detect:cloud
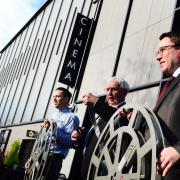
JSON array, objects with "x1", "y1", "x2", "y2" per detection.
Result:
[{"x1": 0, "y1": 0, "x2": 47, "y2": 50}]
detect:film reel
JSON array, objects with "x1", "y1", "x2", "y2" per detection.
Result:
[
  {"x1": 86, "y1": 104, "x2": 164, "y2": 180},
  {"x1": 24, "y1": 121, "x2": 54, "y2": 180}
]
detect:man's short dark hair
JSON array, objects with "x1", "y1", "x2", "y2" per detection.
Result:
[
  {"x1": 159, "y1": 31, "x2": 180, "y2": 48},
  {"x1": 56, "y1": 87, "x2": 72, "y2": 101}
]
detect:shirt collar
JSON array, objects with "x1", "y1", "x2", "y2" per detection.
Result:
[
  {"x1": 57, "y1": 107, "x2": 69, "y2": 112},
  {"x1": 173, "y1": 67, "x2": 180, "y2": 77}
]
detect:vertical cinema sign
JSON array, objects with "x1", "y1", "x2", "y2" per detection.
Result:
[{"x1": 59, "y1": 13, "x2": 92, "y2": 87}]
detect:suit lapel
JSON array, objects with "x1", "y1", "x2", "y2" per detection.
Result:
[{"x1": 154, "y1": 74, "x2": 180, "y2": 111}]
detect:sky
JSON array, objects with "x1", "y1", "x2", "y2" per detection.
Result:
[{"x1": 0, "y1": 0, "x2": 47, "y2": 50}]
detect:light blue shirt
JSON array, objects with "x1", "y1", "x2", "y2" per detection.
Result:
[{"x1": 49, "y1": 107, "x2": 80, "y2": 158}]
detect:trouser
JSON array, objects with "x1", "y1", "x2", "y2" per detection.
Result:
[{"x1": 43, "y1": 153, "x2": 64, "y2": 180}]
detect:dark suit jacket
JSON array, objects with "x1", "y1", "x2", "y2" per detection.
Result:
[{"x1": 154, "y1": 73, "x2": 180, "y2": 180}]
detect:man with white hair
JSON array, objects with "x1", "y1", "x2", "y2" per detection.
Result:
[
  {"x1": 82, "y1": 76, "x2": 129, "y2": 122},
  {"x1": 72, "y1": 76, "x2": 129, "y2": 179}
]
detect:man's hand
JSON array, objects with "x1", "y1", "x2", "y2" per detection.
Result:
[
  {"x1": 71, "y1": 127, "x2": 85, "y2": 147},
  {"x1": 82, "y1": 93, "x2": 99, "y2": 106},
  {"x1": 24, "y1": 160, "x2": 31, "y2": 173},
  {"x1": 25, "y1": 161, "x2": 29, "y2": 170},
  {"x1": 71, "y1": 130, "x2": 79, "y2": 142},
  {"x1": 44, "y1": 118, "x2": 50, "y2": 129},
  {"x1": 157, "y1": 147, "x2": 180, "y2": 176},
  {"x1": 117, "y1": 107, "x2": 133, "y2": 120}
]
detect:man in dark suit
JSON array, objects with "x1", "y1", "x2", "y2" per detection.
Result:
[
  {"x1": 154, "y1": 31, "x2": 180, "y2": 180},
  {"x1": 71, "y1": 76, "x2": 129, "y2": 179}
]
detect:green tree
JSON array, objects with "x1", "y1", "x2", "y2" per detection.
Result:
[{"x1": 4, "y1": 140, "x2": 20, "y2": 168}]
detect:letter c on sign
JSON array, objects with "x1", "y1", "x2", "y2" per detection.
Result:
[{"x1": 80, "y1": 17, "x2": 87, "y2": 26}]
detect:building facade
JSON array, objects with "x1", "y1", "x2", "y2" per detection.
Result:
[{"x1": 0, "y1": 0, "x2": 179, "y2": 178}]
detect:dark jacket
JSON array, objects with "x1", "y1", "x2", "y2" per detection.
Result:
[
  {"x1": 154, "y1": 74, "x2": 180, "y2": 180},
  {"x1": 81, "y1": 96, "x2": 127, "y2": 179}
]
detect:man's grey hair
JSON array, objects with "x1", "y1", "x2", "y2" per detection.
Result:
[{"x1": 106, "y1": 76, "x2": 129, "y2": 91}]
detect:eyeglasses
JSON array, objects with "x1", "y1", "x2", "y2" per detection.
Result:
[{"x1": 156, "y1": 44, "x2": 179, "y2": 56}]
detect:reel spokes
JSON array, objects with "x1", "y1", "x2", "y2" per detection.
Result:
[
  {"x1": 87, "y1": 104, "x2": 164, "y2": 180},
  {"x1": 24, "y1": 121, "x2": 55, "y2": 180}
]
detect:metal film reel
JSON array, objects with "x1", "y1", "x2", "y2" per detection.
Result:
[
  {"x1": 86, "y1": 104, "x2": 164, "y2": 180},
  {"x1": 24, "y1": 121, "x2": 55, "y2": 180}
]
